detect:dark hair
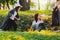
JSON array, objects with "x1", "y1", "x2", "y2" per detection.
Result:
[
  {"x1": 34, "y1": 13, "x2": 40, "y2": 22},
  {"x1": 15, "y1": 6, "x2": 20, "y2": 11},
  {"x1": 15, "y1": 6, "x2": 20, "y2": 9}
]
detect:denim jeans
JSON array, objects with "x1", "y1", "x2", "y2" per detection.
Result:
[
  {"x1": 33, "y1": 24, "x2": 39, "y2": 31},
  {"x1": 33, "y1": 23, "x2": 46, "y2": 31}
]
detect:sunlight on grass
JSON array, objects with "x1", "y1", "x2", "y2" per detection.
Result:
[
  {"x1": 25, "y1": 30, "x2": 59, "y2": 36},
  {"x1": 0, "y1": 31, "x2": 26, "y2": 40},
  {"x1": 0, "y1": 10, "x2": 60, "y2": 40},
  {"x1": 0, "y1": 30, "x2": 60, "y2": 40}
]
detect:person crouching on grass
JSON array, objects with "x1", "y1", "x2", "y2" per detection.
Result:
[
  {"x1": 30, "y1": 13, "x2": 46, "y2": 31},
  {"x1": 1, "y1": 4, "x2": 22, "y2": 31}
]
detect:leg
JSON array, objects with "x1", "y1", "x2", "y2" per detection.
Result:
[
  {"x1": 39, "y1": 23, "x2": 46, "y2": 30},
  {"x1": 12, "y1": 21, "x2": 17, "y2": 31}
]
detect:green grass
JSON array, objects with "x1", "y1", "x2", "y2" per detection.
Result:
[
  {"x1": 0, "y1": 10, "x2": 52, "y2": 31},
  {"x1": 0, "y1": 10, "x2": 60, "y2": 40},
  {"x1": 0, "y1": 31, "x2": 60, "y2": 40},
  {"x1": 0, "y1": 10, "x2": 52, "y2": 15}
]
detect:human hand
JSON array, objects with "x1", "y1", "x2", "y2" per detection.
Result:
[{"x1": 17, "y1": 18, "x2": 20, "y2": 20}]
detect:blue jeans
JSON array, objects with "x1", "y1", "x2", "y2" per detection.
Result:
[
  {"x1": 33, "y1": 23, "x2": 46, "y2": 31},
  {"x1": 33, "y1": 24, "x2": 39, "y2": 31}
]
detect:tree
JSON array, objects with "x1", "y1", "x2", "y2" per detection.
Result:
[
  {"x1": 28, "y1": 0, "x2": 30, "y2": 9},
  {"x1": 6, "y1": 0, "x2": 10, "y2": 9},
  {"x1": 19, "y1": 0, "x2": 31, "y2": 10},
  {"x1": 0, "y1": 0, "x2": 30, "y2": 10},
  {"x1": 30, "y1": 2, "x2": 35, "y2": 8},
  {"x1": 38, "y1": 0, "x2": 40, "y2": 10},
  {"x1": 46, "y1": 0, "x2": 51, "y2": 10},
  {"x1": 57, "y1": 0, "x2": 60, "y2": 1},
  {"x1": 6, "y1": 0, "x2": 16, "y2": 9},
  {"x1": 0, "y1": 0, "x2": 6, "y2": 9},
  {"x1": 0, "y1": 0, "x2": 16, "y2": 9}
]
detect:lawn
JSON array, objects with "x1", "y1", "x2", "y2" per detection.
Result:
[
  {"x1": 0, "y1": 10, "x2": 60, "y2": 40},
  {"x1": 0, "y1": 30, "x2": 60, "y2": 40},
  {"x1": 0, "y1": 10, "x2": 52, "y2": 31}
]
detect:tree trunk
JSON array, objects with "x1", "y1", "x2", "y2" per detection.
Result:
[
  {"x1": 3, "y1": 4, "x2": 5, "y2": 10},
  {"x1": 19, "y1": 0, "x2": 29, "y2": 10},
  {"x1": 0, "y1": 3, "x2": 1, "y2": 9},
  {"x1": 28, "y1": 0, "x2": 30, "y2": 10},
  {"x1": 57, "y1": 0, "x2": 59, "y2": 1},
  {"x1": 38, "y1": 0, "x2": 40, "y2": 10},
  {"x1": 6, "y1": 0, "x2": 10, "y2": 9}
]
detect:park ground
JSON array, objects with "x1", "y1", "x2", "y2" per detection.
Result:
[
  {"x1": 0, "y1": 30, "x2": 60, "y2": 40},
  {"x1": 0, "y1": 10, "x2": 60, "y2": 40}
]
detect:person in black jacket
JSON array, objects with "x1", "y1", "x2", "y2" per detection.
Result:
[
  {"x1": 1, "y1": 4, "x2": 22, "y2": 31},
  {"x1": 52, "y1": 6, "x2": 59, "y2": 26}
]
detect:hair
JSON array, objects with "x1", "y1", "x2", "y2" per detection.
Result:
[
  {"x1": 34, "y1": 13, "x2": 41, "y2": 22},
  {"x1": 15, "y1": 6, "x2": 20, "y2": 9},
  {"x1": 15, "y1": 6, "x2": 20, "y2": 11}
]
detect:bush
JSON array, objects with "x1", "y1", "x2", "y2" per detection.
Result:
[{"x1": 17, "y1": 14, "x2": 34, "y2": 31}]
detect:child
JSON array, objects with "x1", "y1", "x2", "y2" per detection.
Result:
[{"x1": 30, "y1": 13, "x2": 46, "y2": 31}]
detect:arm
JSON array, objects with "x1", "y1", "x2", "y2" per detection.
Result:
[
  {"x1": 30, "y1": 25, "x2": 33, "y2": 31},
  {"x1": 14, "y1": 16, "x2": 20, "y2": 20},
  {"x1": 13, "y1": 11, "x2": 20, "y2": 20},
  {"x1": 30, "y1": 21, "x2": 34, "y2": 31}
]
